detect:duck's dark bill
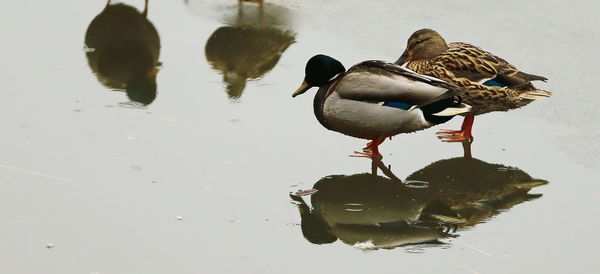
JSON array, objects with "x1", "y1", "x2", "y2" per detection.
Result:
[
  {"x1": 292, "y1": 81, "x2": 311, "y2": 97},
  {"x1": 395, "y1": 49, "x2": 409, "y2": 64}
]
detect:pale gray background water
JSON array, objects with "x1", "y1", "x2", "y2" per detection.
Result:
[{"x1": 0, "y1": 0, "x2": 598, "y2": 273}]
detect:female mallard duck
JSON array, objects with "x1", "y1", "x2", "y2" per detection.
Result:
[
  {"x1": 292, "y1": 54, "x2": 471, "y2": 158},
  {"x1": 290, "y1": 157, "x2": 546, "y2": 249},
  {"x1": 205, "y1": 2, "x2": 295, "y2": 99},
  {"x1": 396, "y1": 29, "x2": 552, "y2": 142}
]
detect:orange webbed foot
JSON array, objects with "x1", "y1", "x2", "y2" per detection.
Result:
[
  {"x1": 436, "y1": 129, "x2": 464, "y2": 135},
  {"x1": 437, "y1": 130, "x2": 473, "y2": 142},
  {"x1": 349, "y1": 150, "x2": 381, "y2": 158}
]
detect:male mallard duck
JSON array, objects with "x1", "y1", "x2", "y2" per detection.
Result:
[
  {"x1": 292, "y1": 54, "x2": 471, "y2": 158},
  {"x1": 85, "y1": 0, "x2": 160, "y2": 105},
  {"x1": 290, "y1": 156, "x2": 547, "y2": 249},
  {"x1": 396, "y1": 29, "x2": 552, "y2": 142}
]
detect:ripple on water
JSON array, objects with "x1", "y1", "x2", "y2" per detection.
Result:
[
  {"x1": 405, "y1": 247, "x2": 425, "y2": 254},
  {"x1": 497, "y1": 166, "x2": 521, "y2": 172},
  {"x1": 343, "y1": 203, "x2": 367, "y2": 212},
  {"x1": 119, "y1": 101, "x2": 146, "y2": 109},
  {"x1": 403, "y1": 180, "x2": 429, "y2": 188}
]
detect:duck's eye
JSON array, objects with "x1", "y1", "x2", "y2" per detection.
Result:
[{"x1": 414, "y1": 37, "x2": 431, "y2": 45}]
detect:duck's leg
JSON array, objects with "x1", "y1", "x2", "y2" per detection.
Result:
[
  {"x1": 436, "y1": 115, "x2": 475, "y2": 142},
  {"x1": 350, "y1": 138, "x2": 385, "y2": 158}
]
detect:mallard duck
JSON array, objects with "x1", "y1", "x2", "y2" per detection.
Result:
[
  {"x1": 205, "y1": 2, "x2": 295, "y2": 99},
  {"x1": 292, "y1": 54, "x2": 471, "y2": 158},
  {"x1": 290, "y1": 155, "x2": 547, "y2": 249},
  {"x1": 290, "y1": 163, "x2": 456, "y2": 248},
  {"x1": 85, "y1": 0, "x2": 160, "y2": 105},
  {"x1": 396, "y1": 29, "x2": 552, "y2": 142}
]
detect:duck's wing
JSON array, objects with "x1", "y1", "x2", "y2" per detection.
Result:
[
  {"x1": 440, "y1": 42, "x2": 547, "y2": 88},
  {"x1": 334, "y1": 60, "x2": 459, "y2": 105}
]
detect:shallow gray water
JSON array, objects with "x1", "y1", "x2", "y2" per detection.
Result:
[{"x1": 1, "y1": 0, "x2": 599, "y2": 273}]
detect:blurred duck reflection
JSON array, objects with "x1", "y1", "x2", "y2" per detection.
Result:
[
  {"x1": 84, "y1": 0, "x2": 161, "y2": 105},
  {"x1": 291, "y1": 157, "x2": 547, "y2": 250},
  {"x1": 204, "y1": 2, "x2": 295, "y2": 99}
]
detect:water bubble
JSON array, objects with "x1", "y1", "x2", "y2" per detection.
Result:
[
  {"x1": 354, "y1": 240, "x2": 375, "y2": 250},
  {"x1": 497, "y1": 166, "x2": 520, "y2": 172},
  {"x1": 118, "y1": 101, "x2": 146, "y2": 109},
  {"x1": 404, "y1": 180, "x2": 429, "y2": 188},
  {"x1": 405, "y1": 247, "x2": 424, "y2": 253},
  {"x1": 343, "y1": 203, "x2": 367, "y2": 212}
]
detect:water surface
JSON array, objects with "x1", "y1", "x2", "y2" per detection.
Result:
[{"x1": 0, "y1": 0, "x2": 598, "y2": 273}]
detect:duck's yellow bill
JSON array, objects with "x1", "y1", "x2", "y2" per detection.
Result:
[{"x1": 292, "y1": 81, "x2": 311, "y2": 97}]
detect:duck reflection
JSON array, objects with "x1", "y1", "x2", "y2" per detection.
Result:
[
  {"x1": 291, "y1": 157, "x2": 547, "y2": 250},
  {"x1": 84, "y1": 0, "x2": 161, "y2": 105},
  {"x1": 204, "y1": 2, "x2": 295, "y2": 99}
]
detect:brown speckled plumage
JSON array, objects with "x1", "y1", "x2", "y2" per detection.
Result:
[{"x1": 397, "y1": 29, "x2": 552, "y2": 115}]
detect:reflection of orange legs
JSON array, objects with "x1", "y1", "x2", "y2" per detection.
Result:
[
  {"x1": 143, "y1": 0, "x2": 149, "y2": 17},
  {"x1": 351, "y1": 138, "x2": 385, "y2": 159},
  {"x1": 462, "y1": 139, "x2": 473, "y2": 159},
  {"x1": 371, "y1": 158, "x2": 402, "y2": 183},
  {"x1": 239, "y1": 0, "x2": 264, "y2": 5},
  {"x1": 106, "y1": 0, "x2": 149, "y2": 16},
  {"x1": 437, "y1": 115, "x2": 475, "y2": 142}
]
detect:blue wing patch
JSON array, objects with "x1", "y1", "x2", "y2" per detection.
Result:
[
  {"x1": 483, "y1": 79, "x2": 505, "y2": 87},
  {"x1": 382, "y1": 102, "x2": 412, "y2": 110}
]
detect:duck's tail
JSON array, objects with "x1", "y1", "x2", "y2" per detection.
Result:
[
  {"x1": 432, "y1": 104, "x2": 471, "y2": 116},
  {"x1": 416, "y1": 89, "x2": 472, "y2": 117},
  {"x1": 518, "y1": 89, "x2": 552, "y2": 100},
  {"x1": 512, "y1": 179, "x2": 549, "y2": 189},
  {"x1": 517, "y1": 71, "x2": 548, "y2": 82},
  {"x1": 414, "y1": 89, "x2": 472, "y2": 125}
]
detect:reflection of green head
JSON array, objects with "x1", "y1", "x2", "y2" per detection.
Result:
[
  {"x1": 299, "y1": 208, "x2": 338, "y2": 245},
  {"x1": 126, "y1": 72, "x2": 157, "y2": 105},
  {"x1": 84, "y1": 3, "x2": 161, "y2": 105},
  {"x1": 223, "y1": 71, "x2": 246, "y2": 99}
]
